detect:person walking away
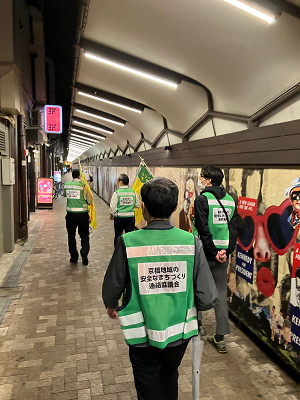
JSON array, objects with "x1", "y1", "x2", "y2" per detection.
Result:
[
  {"x1": 102, "y1": 177, "x2": 218, "y2": 400},
  {"x1": 110, "y1": 173, "x2": 140, "y2": 246},
  {"x1": 193, "y1": 164, "x2": 239, "y2": 353},
  {"x1": 64, "y1": 169, "x2": 92, "y2": 266}
]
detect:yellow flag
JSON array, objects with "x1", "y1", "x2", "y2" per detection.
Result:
[
  {"x1": 132, "y1": 162, "x2": 154, "y2": 225},
  {"x1": 79, "y1": 161, "x2": 97, "y2": 230}
]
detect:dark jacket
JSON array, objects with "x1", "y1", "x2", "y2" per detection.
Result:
[{"x1": 194, "y1": 186, "x2": 239, "y2": 261}]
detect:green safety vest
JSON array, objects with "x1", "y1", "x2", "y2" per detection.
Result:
[
  {"x1": 64, "y1": 181, "x2": 88, "y2": 213},
  {"x1": 193, "y1": 192, "x2": 235, "y2": 249},
  {"x1": 118, "y1": 228, "x2": 198, "y2": 349},
  {"x1": 116, "y1": 188, "x2": 136, "y2": 218}
]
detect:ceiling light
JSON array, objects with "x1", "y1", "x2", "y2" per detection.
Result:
[
  {"x1": 69, "y1": 139, "x2": 90, "y2": 148},
  {"x1": 68, "y1": 148, "x2": 86, "y2": 153},
  {"x1": 84, "y1": 52, "x2": 179, "y2": 89},
  {"x1": 73, "y1": 119, "x2": 113, "y2": 134},
  {"x1": 69, "y1": 141, "x2": 91, "y2": 148},
  {"x1": 69, "y1": 143, "x2": 91, "y2": 150},
  {"x1": 223, "y1": 0, "x2": 278, "y2": 23},
  {"x1": 75, "y1": 108, "x2": 125, "y2": 126},
  {"x1": 70, "y1": 137, "x2": 96, "y2": 145},
  {"x1": 71, "y1": 128, "x2": 106, "y2": 139},
  {"x1": 68, "y1": 153, "x2": 84, "y2": 158},
  {"x1": 70, "y1": 137, "x2": 97, "y2": 146},
  {"x1": 71, "y1": 133, "x2": 98, "y2": 143},
  {"x1": 68, "y1": 153, "x2": 83, "y2": 158},
  {"x1": 77, "y1": 91, "x2": 143, "y2": 113}
]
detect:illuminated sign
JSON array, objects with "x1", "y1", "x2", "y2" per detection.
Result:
[
  {"x1": 53, "y1": 170, "x2": 62, "y2": 182},
  {"x1": 37, "y1": 178, "x2": 53, "y2": 208},
  {"x1": 44, "y1": 105, "x2": 62, "y2": 133}
]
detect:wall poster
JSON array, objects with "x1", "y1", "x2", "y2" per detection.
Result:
[{"x1": 96, "y1": 165, "x2": 300, "y2": 375}]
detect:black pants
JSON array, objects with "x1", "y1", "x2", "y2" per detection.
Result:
[
  {"x1": 65, "y1": 212, "x2": 90, "y2": 260},
  {"x1": 129, "y1": 342, "x2": 189, "y2": 400},
  {"x1": 113, "y1": 217, "x2": 135, "y2": 246}
]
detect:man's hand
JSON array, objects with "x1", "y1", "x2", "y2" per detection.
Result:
[
  {"x1": 110, "y1": 214, "x2": 114, "y2": 220},
  {"x1": 215, "y1": 250, "x2": 227, "y2": 263},
  {"x1": 107, "y1": 307, "x2": 118, "y2": 319}
]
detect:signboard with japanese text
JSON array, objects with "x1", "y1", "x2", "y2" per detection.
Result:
[
  {"x1": 138, "y1": 261, "x2": 187, "y2": 295},
  {"x1": 37, "y1": 178, "x2": 53, "y2": 208},
  {"x1": 44, "y1": 105, "x2": 62, "y2": 134}
]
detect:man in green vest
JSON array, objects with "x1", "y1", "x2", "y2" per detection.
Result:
[
  {"x1": 193, "y1": 164, "x2": 239, "y2": 353},
  {"x1": 64, "y1": 169, "x2": 92, "y2": 266},
  {"x1": 110, "y1": 173, "x2": 140, "y2": 246},
  {"x1": 103, "y1": 177, "x2": 217, "y2": 400}
]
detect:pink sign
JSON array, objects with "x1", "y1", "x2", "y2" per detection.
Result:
[
  {"x1": 37, "y1": 178, "x2": 53, "y2": 204},
  {"x1": 44, "y1": 105, "x2": 62, "y2": 133}
]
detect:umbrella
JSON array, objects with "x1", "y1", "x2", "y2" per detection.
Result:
[{"x1": 190, "y1": 333, "x2": 205, "y2": 400}]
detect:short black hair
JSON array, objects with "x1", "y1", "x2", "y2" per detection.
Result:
[
  {"x1": 141, "y1": 177, "x2": 178, "y2": 218},
  {"x1": 119, "y1": 174, "x2": 129, "y2": 185},
  {"x1": 72, "y1": 169, "x2": 80, "y2": 179},
  {"x1": 202, "y1": 164, "x2": 224, "y2": 186}
]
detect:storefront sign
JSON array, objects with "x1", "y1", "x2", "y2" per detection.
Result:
[
  {"x1": 37, "y1": 178, "x2": 53, "y2": 208},
  {"x1": 44, "y1": 105, "x2": 62, "y2": 133},
  {"x1": 54, "y1": 170, "x2": 61, "y2": 182}
]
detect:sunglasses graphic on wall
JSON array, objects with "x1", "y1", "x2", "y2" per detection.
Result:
[
  {"x1": 291, "y1": 190, "x2": 300, "y2": 201},
  {"x1": 237, "y1": 199, "x2": 299, "y2": 255}
]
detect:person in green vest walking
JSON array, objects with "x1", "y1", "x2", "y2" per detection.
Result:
[
  {"x1": 193, "y1": 164, "x2": 239, "y2": 354},
  {"x1": 64, "y1": 169, "x2": 92, "y2": 266},
  {"x1": 110, "y1": 173, "x2": 140, "y2": 246},
  {"x1": 103, "y1": 177, "x2": 217, "y2": 400}
]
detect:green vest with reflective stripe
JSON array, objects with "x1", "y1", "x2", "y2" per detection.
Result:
[
  {"x1": 118, "y1": 227, "x2": 198, "y2": 349},
  {"x1": 64, "y1": 181, "x2": 88, "y2": 213},
  {"x1": 116, "y1": 188, "x2": 136, "y2": 218},
  {"x1": 202, "y1": 192, "x2": 235, "y2": 249}
]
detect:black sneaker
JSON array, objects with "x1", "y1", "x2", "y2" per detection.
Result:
[
  {"x1": 207, "y1": 335, "x2": 227, "y2": 353},
  {"x1": 82, "y1": 257, "x2": 89, "y2": 266},
  {"x1": 70, "y1": 258, "x2": 78, "y2": 264}
]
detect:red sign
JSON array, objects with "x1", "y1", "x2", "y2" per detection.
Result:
[
  {"x1": 37, "y1": 178, "x2": 53, "y2": 204},
  {"x1": 44, "y1": 105, "x2": 62, "y2": 133},
  {"x1": 292, "y1": 243, "x2": 300, "y2": 278},
  {"x1": 238, "y1": 196, "x2": 257, "y2": 215}
]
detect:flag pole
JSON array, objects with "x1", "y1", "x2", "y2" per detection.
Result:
[
  {"x1": 191, "y1": 332, "x2": 205, "y2": 400},
  {"x1": 138, "y1": 156, "x2": 152, "y2": 177},
  {"x1": 133, "y1": 159, "x2": 144, "y2": 184}
]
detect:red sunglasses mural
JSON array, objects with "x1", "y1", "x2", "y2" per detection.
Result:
[
  {"x1": 237, "y1": 197, "x2": 300, "y2": 298},
  {"x1": 238, "y1": 198, "x2": 299, "y2": 256}
]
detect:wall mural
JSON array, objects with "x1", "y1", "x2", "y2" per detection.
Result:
[{"x1": 95, "y1": 165, "x2": 300, "y2": 375}]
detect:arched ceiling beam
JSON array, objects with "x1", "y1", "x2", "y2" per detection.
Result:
[
  {"x1": 269, "y1": 0, "x2": 300, "y2": 19},
  {"x1": 248, "y1": 82, "x2": 300, "y2": 127},
  {"x1": 70, "y1": 125, "x2": 106, "y2": 140},
  {"x1": 72, "y1": 115, "x2": 114, "y2": 135},
  {"x1": 74, "y1": 82, "x2": 145, "y2": 114},
  {"x1": 73, "y1": 102, "x2": 126, "y2": 126},
  {"x1": 78, "y1": 39, "x2": 214, "y2": 111}
]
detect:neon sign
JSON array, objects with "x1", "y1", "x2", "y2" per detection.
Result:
[
  {"x1": 44, "y1": 105, "x2": 62, "y2": 133},
  {"x1": 37, "y1": 178, "x2": 53, "y2": 207}
]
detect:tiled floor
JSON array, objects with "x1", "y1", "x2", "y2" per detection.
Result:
[{"x1": 0, "y1": 178, "x2": 299, "y2": 399}]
